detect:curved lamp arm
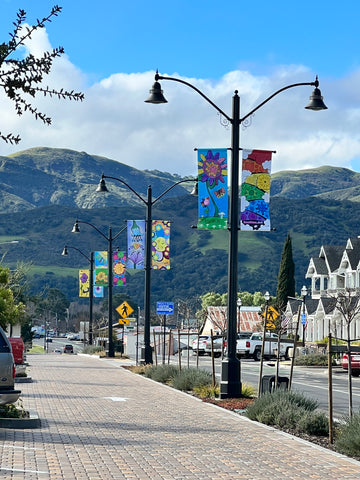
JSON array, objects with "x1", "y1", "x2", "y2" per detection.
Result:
[
  {"x1": 240, "y1": 80, "x2": 318, "y2": 124},
  {"x1": 73, "y1": 219, "x2": 109, "y2": 241},
  {"x1": 155, "y1": 72, "x2": 231, "y2": 122},
  {"x1": 152, "y1": 178, "x2": 197, "y2": 206},
  {"x1": 99, "y1": 174, "x2": 197, "y2": 207},
  {"x1": 62, "y1": 245, "x2": 91, "y2": 263}
]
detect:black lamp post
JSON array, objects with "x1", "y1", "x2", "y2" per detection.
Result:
[
  {"x1": 96, "y1": 175, "x2": 197, "y2": 365},
  {"x1": 71, "y1": 220, "x2": 126, "y2": 357},
  {"x1": 62, "y1": 245, "x2": 94, "y2": 345},
  {"x1": 301, "y1": 285, "x2": 308, "y2": 347},
  {"x1": 146, "y1": 71, "x2": 327, "y2": 398}
]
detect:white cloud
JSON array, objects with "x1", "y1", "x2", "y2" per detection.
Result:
[{"x1": 1, "y1": 27, "x2": 360, "y2": 177}]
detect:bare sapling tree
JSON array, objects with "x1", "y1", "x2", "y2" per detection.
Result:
[
  {"x1": 0, "y1": 5, "x2": 84, "y2": 144},
  {"x1": 332, "y1": 288, "x2": 360, "y2": 417}
]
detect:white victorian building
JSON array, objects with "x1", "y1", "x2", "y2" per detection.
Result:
[{"x1": 286, "y1": 236, "x2": 360, "y2": 343}]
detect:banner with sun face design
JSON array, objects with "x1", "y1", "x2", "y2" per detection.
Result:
[
  {"x1": 94, "y1": 251, "x2": 108, "y2": 286},
  {"x1": 79, "y1": 270, "x2": 90, "y2": 297},
  {"x1": 197, "y1": 149, "x2": 228, "y2": 229},
  {"x1": 240, "y1": 149, "x2": 273, "y2": 231},
  {"x1": 152, "y1": 220, "x2": 170, "y2": 270},
  {"x1": 113, "y1": 251, "x2": 126, "y2": 286}
]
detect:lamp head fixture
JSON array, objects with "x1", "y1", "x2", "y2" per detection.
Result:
[
  {"x1": 237, "y1": 297, "x2": 242, "y2": 307},
  {"x1": 301, "y1": 285, "x2": 308, "y2": 298},
  {"x1": 145, "y1": 80, "x2": 168, "y2": 104},
  {"x1": 264, "y1": 291, "x2": 270, "y2": 302},
  {"x1": 96, "y1": 174, "x2": 109, "y2": 193},
  {"x1": 72, "y1": 221, "x2": 80, "y2": 233},
  {"x1": 305, "y1": 77, "x2": 327, "y2": 110},
  {"x1": 61, "y1": 246, "x2": 68, "y2": 256}
]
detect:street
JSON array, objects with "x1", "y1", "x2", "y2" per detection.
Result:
[{"x1": 168, "y1": 351, "x2": 360, "y2": 418}]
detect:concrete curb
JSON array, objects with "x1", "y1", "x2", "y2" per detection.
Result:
[{"x1": 0, "y1": 410, "x2": 40, "y2": 428}]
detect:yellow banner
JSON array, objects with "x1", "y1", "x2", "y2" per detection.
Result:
[{"x1": 79, "y1": 269, "x2": 90, "y2": 297}]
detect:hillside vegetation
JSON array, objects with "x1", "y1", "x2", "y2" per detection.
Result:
[{"x1": 0, "y1": 147, "x2": 359, "y2": 305}]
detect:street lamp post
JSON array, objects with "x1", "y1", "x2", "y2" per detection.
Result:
[
  {"x1": 71, "y1": 220, "x2": 126, "y2": 357},
  {"x1": 237, "y1": 297, "x2": 242, "y2": 336},
  {"x1": 146, "y1": 71, "x2": 327, "y2": 398},
  {"x1": 301, "y1": 285, "x2": 308, "y2": 347},
  {"x1": 96, "y1": 175, "x2": 197, "y2": 364},
  {"x1": 61, "y1": 245, "x2": 94, "y2": 345}
]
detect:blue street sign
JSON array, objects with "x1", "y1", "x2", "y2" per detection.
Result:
[
  {"x1": 156, "y1": 302, "x2": 174, "y2": 315},
  {"x1": 301, "y1": 313, "x2": 306, "y2": 325}
]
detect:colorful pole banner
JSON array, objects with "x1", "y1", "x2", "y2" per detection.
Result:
[
  {"x1": 113, "y1": 250, "x2": 126, "y2": 286},
  {"x1": 240, "y1": 149, "x2": 273, "y2": 231},
  {"x1": 94, "y1": 251, "x2": 108, "y2": 286},
  {"x1": 197, "y1": 149, "x2": 228, "y2": 229},
  {"x1": 93, "y1": 286, "x2": 104, "y2": 298},
  {"x1": 127, "y1": 220, "x2": 145, "y2": 269},
  {"x1": 152, "y1": 220, "x2": 170, "y2": 270},
  {"x1": 79, "y1": 269, "x2": 89, "y2": 297}
]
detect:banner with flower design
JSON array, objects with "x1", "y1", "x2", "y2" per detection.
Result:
[
  {"x1": 94, "y1": 251, "x2": 108, "y2": 286},
  {"x1": 113, "y1": 250, "x2": 126, "y2": 286},
  {"x1": 240, "y1": 149, "x2": 272, "y2": 231},
  {"x1": 79, "y1": 269, "x2": 90, "y2": 297},
  {"x1": 152, "y1": 220, "x2": 170, "y2": 270},
  {"x1": 197, "y1": 149, "x2": 228, "y2": 229},
  {"x1": 127, "y1": 220, "x2": 145, "y2": 269}
]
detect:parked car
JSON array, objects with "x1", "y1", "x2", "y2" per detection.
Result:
[
  {"x1": 0, "y1": 326, "x2": 21, "y2": 405},
  {"x1": 63, "y1": 344, "x2": 74, "y2": 354},
  {"x1": 192, "y1": 335, "x2": 225, "y2": 358},
  {"x1": 8, "y1": 337, "x2": 25, "y2": 364},
  {"x1": 46, "y1": 337, "x2": 53, "y2": 343},
  {"x1": 341, "y1": 352, "x2": 360, "y2": 376}
]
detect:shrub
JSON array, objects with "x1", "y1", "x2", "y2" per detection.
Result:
[
  {"x1": 144, "y1": 364, "x2": 178, "y2": 383},
  {"x1": 241, "y1": 382, "x2": 256, "y2": 398},
  {"x1": 335, "y1": 412, "x2": 360, "y2": 457},
  {"x1": 193, "y1": 383, "x2": 220, "y2": 398},
  {"x1": 297, "y1": 411, "x2": 329, "y2": 436},
  {"x1": 294, "y1": 353, "x2": 329, "y2": 366},
  {"x1": 171, "y1": 367, "x2": 212, "y2": 391},
  {"x1": 0, "y1": 399, "x2": 28, "y2": 418},
  {"x1": 246, "y1": 390, "x2": 326, "y2": 436}
]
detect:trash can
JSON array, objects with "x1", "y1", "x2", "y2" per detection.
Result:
[
  {"x1": 261, "y1": 375, "x2": 289, "y2": 393},
  {"x1": 115, "y1": 340, "x2": 124, "y2": 354}
]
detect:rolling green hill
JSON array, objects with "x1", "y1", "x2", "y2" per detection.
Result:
[{"x1": 0, "y1": 147, "x2": 359, "y2": 306}]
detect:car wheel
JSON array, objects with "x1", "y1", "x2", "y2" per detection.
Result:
[
  {"x1": 351, "y1": 370, "x2": 360, "y2": 377},
  {"x1": 253, "y1": 349, "x2": 261, "y2": 361}
]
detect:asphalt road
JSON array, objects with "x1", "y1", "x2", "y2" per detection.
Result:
[{"x1": 169, "y1": 351, "x2": 360, "y2": 418}]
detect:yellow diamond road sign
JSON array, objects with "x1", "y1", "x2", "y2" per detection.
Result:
[{"x1": 116, "y1": 301, "x2": 134, "y2": 319}]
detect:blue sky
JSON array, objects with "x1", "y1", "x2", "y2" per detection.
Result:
[{"x1": 1, "y1": 0, "x2": 360, "y2": 175}]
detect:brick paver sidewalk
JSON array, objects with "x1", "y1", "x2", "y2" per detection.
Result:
[{"x1": 1, "y1": 354, "x2": 359, "y2": 479}]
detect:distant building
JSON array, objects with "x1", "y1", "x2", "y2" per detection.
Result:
[{"x1": 201, "y1": 306, "x2": 262, "y2": 335}]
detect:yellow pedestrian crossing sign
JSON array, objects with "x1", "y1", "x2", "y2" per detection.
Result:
[
  {"x1": 261, "y1": 305, "x2": 279, "y2": 329},
  {"x1": 116, "y1": 301, "x2": 134, "y2": 319}
]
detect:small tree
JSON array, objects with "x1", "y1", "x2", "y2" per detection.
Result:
[
  {"x1": 332, "y1": 288, "x2": 360, "y2": 417},
  {"x1": 0, "y1": 6, "x2": 84, "y2": 144},
  {"x1": 0, "y1": 265, "x2": 25, "y2": 330},
  {"x1": 276, "y1": 234, "x2": 295, "y2": 311}
]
